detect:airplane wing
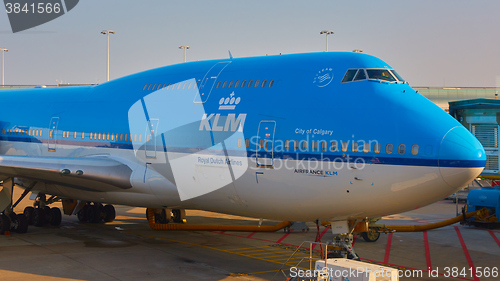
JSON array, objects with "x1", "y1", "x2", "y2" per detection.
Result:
[{"x1": 0, "y1": 155, "x2": 133, "y2": 192}]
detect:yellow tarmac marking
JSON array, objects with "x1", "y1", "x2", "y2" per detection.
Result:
[
  {"x1": 248, "y1": 249, "x2": 296, "y2": 256},
  {"x1": 227, "y1": 245, "x2": 272, "y2": 251},
  {"x1": 230, "y1": 269, "x2": 285, "y2": 276},
  {"x1": 126, "y1": 232, "x2": 308, "y2": 270}
]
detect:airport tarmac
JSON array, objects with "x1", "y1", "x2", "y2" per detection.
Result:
[{"x1": 1, "y1": 188, "x2": 499, "y2": 281}]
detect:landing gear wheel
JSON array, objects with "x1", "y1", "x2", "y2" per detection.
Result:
[
  {"x1": 33, "y1": 208, "x2": 46, "y2": 227},
  {"x1": 0, "y1": 214, "x2": 10, "y2": 234},
  {"x1": 103, "y1": 205, "x2": 115, "y2": 223},
  {"x1": 77, "y1": 205, "x2": 89, "y2": 222},
  {"x1": 172, "y1": 209, "x2": 182, "y2": 223},
  {"x1": 361, "y1": 231, "x2": 380, "y2": 242},
  {"x1": 15, "y1": 214, "x2": 28, "y2": 233},
  {"x1": 42, "y1": 206, "x2": 52, "y2": 224},
  {"x1": 154, "y1": 209, "x2": 169, "y2": 224},
  {"x1": 49, "y1": 207, "x2": 62, "y2": 226},
  {"x1": 24, "y1": 206, "x2": 35, "y2": 225},
  {"x1": 283, "y1": 226, "x2": 291, "y2": 233},
  {"x1": 87, "y1": 204, "x2": 102, "y2": 223}
]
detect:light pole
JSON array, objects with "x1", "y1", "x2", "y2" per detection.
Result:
[
  {"x1": 101, "y1": 30, "x2": 115, "y2": 81},
  {"x1": 179, "y1": 46, "x2": 190, "y2": 62},
  {"x1": 320, "y1": 30, "x2": 334, "y2": 52},
  {"x1": 0, "y1": 48, "x2": 8, "y2": 86}
]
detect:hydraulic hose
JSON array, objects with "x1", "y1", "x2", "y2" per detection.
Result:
[
  {"x1": 387, "y1": 208, "x2": 487, "y2": 232},
  {"x1": 146, "y1": 208, "x2": 291, "y2": 232}
]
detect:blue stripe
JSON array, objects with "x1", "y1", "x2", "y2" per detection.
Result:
[{"x1": 0, "y1": 137, "x2": 485, "y2": 168}]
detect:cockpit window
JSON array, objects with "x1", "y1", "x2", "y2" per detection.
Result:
[
  {"x1": 341, "y1": 69, "x2": 357, "y2": 83},
  {"x1": 366, "y1": 69, "x2": 397, "y2": 82},
  {"x1": 342, "y1": 68, "x2": 405, "y2": 83},
  {"x1": 390, "y1": 70, "x2": 405, "y2": 82},
  {"x1": 354, "y1": 69, "x2": 367, "y2": 81}
]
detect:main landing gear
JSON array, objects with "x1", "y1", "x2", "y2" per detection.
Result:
[
  {"x1": 0, "y1": 178, "x2": 31, "y2": 234},
  {"x1": 77, "y1": 203, "x2": 116, "y2": 223},
  {"x1": 23, "y1": 193, "x2": 62, "y2": 227}
]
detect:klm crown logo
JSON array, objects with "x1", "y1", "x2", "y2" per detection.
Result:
[
  {"x1": 3, "y1": 0, "x2": 79, "y2": 33},
  {"x1": 218, "y1": 92, "x2": 241, "y2": 110}
]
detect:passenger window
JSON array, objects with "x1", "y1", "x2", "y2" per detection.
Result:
[
  {"x1": 294, "y1": 140, "x2": 299, "y2": 150},
  {"x1": 111, "y1": 134, "x2": 115, "y2": 141},
  {"x1": 152, "y1": 84, "x2": 157, "y2": 90},
  {"x1": 188, "y1": 82, "x2": 192, "y2": 89},
  {"x1": 241, "y1": 80, "x2": 247, "y2": 87},
  {"x1": 374, "y1": 142, "x2": 381, "y2": 153},
  {"x1": 248, "y1": 80, "x2": 253, "y2": 87},
  {"x1": 341, "y1": 142, "x2": 348, "y2": 152},
  {"x1": 98, "y1": 133, "x2": 101, "y2": 140},
  {"x1": 312, "y1": 141, "x2": 318, "y2": 151},
  {"x1": 259, "y1": 139, "x2": 264, "y2": 149},
  {"x1": 142, "y1": 85, "x2": 147, "y2": 91},
  {"x1": 119, "y1": 134, "x2": 123, "y2": 141},
  {"x1": 183, "y1": 82, "x2": 187, "y2": 89},
  {"x1": 139, "y1": 134, "x2": 142, "y2": 142},
  {"x1": 90, "y1": 132, "x2": 93, "y2": 139},
  {"x1": 386, "y1": 144, "x2": 393, "y2": 154},
  {"x1": 411, "y1": 144, "x2": 419, "y2": 155},
  {"x1": 285, "y1": 140, "x2": 290, "y2": 150},
  {"x1": 261, "y1": 80, "x2": 267, "y2": 87},
  {"x1": 342, "y1": 69, "x2": 357, "y2": 83},
  {"x1": 265, "y1": 140, "x2": 269, "y2": 150},
  {"x1": 74, "y1": 131, "x2": 77, "y2": 139},
  {"x1": 352, "y1": 142, "x2": 358, "y2": 152},
  {"x1": 134, "y1": 134, "x2": 137, "y2": 142},
  {"x1": 125, "y1": 134, "x2": 128, "y2": 142},
  {"x1": 302, "y1": 140, "x2": 308, "y2": 151},
  {"x1": 170, "y1": 83, "x2": 176, "y2": 89},
  {"x1": 237, "y1": 138, "x2": 242, "y2": 147},
  {"x1": 107, "y1": 133, "x2": 110, "y2": 140},
  {"x1": 167, "y1": 83, "x2": 172, "y2": 90},
  {"x1": 234, "y1": 80, "x2": 240, "y2": 88},
  {"x1": 330, "y1": 141, "x2": 338, "y2": 152},
  {"x1": 147, "y1": 84, "x2": 152, "y2": 90},
  {"x1": 254, "y1": 80, "x2": 260, "y2": 87},
  {"x1": 222, "y1": 81, "x2": 227, "y2": 88},
  {"x1": 82, "y1": 132, "x2": 85, "y2": 139},
  {"x1": 321, "y1": 141, "x2": 327, "y2": 151},
  {"x1": 269, "y1": 80, "x2": 274, "y2": 87},
  {"x1": 228, "y1": 81, "x2": 234, "y2": 88},
  {"x1": 177, "y1": 83, "x2": 182, "y2": 89},
  {"x1": 163, "y1": 83, "x2": 167, "y2": 89},
  {"x1": 399, "y1": 144, "x2": 406, "y2": 154},
  {"x1": 116, "y1": 133, "x2": 119, "y2": 141},
  {"x1": 245, "y1": 138, "x2": 249, "y2": 148},
  {"x1": 354, "y1": 69, "x2": 366, "y2": 81},
  {"x1": 363, "y1": 142, "x2": 369, "y2": 153},
  {"x1": 216, "y1": 81, "x2": 221, "y2": 88}
]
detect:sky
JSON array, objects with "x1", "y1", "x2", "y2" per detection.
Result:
[{"x1": 0, "y1": 0, "x2": 499, "y2": 87}]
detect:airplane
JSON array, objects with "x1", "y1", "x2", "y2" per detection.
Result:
[{"x1": 0, "y1": 52, "x2": 485, "y2": 251}]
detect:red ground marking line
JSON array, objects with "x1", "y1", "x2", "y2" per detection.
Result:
[
  {"x1": 246, "y1": 232, "x2": 256, "y2": 238},
  {"x1": 423, "y1": 231, "x2": 432, "y2": 272},
  {"x1": 489, "y1": 230, "x2": 500, "y2": 248},
  {"x1": 211, "y1": 231, "x2": 475, "y2": 280},
  {"x1": 276, "y1": 233, "x2": 290, "y2": 243},
  {"x1": 352, "y1": 234, "x2": 357, "y2": 246},
  {"x1": 220, "y1": 231, "x2": 225, "y2": 234},
  {"x1": 454, "y1": 226, "x2": 479, "y2": 281},
  {"x1": 384, "y1": 232, "x2": 393, "y2": 264},
  {"x1": 312, "y1": 227, "x2": 329, "y2": 250}
]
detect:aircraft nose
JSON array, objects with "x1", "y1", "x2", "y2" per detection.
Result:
[{"x1": 438, "y1": 126, "x2": 486, "y2": 188}]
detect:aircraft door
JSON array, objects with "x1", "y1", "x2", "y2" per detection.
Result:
[
  {"x1": 194, "y1": 61, "x2": 231, "y2": 104},
  {"x1": 48, "y1": 117, "x2": 59, "y2": 152},
  {"x1": 145, "y1": 119, "x2": 159, "y2": 158},
  {"x1": 256, "y1": 121, "x2": 276, "y2": 167}
]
